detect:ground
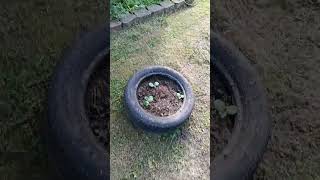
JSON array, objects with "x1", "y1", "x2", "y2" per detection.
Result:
[
  {"x1": 0, "y1": 1, "x2": 106, "y2": 179},
  {"x1": 110, "y1": 0, "x2": 210, "y2": 179},
  {"x1": 214, "y1": 0, "x2": 320, "y2": 179}
]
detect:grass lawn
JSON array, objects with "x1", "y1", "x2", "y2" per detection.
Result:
[
  {"x1": 0, "y1": 1, "x2": 106, "y2": 179},
  {"x1": 111, "y1": 0, "x2": 163, "y2": 19},
  {"x1": 110, "y1": 0, "x2": 210, "y2": 179}
]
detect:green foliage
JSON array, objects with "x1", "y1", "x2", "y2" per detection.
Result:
[
  {"x1": 143, "y1": 95, "x2": 154, "y2": 107},
  {"x1": 213, "y1": 99, "x2": 237, "y2": 119},
  {"x1": 111, "y1": 0, "x2": 163, "y2": 19},
  {"x1": 111, "y1": 3, "x2": 127, "y2": 20}
]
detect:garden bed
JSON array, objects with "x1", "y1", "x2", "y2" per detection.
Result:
[{"x1": 137, "y1": 75, "x2": 184, "y2": 117}]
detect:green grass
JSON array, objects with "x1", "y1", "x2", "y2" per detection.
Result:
[
  {"x1": 111, "y1": 0, "x2": 163, "y2": 19},
  {"x1": 110, "y1": 0, "x2": 210, "y2": 178}
]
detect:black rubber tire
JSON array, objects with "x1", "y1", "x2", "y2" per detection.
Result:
[
  {"x1": 211, "y1": 33, "x2": 271, "y2": 180},
  {"x1": 46, "y1": 25, "x2": 109, "y2": 180},
  {"x1": 124, "y1": 66, "x2": 195, "y2": 133}
]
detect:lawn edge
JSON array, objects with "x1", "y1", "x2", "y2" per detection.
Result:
[{"x1": 110, "y1": 0, "x2": 190, "y2": 32}]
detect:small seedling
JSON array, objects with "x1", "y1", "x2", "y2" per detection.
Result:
[
  {"x1": 176, "y1": 92, "x2": 185, "y2": 99},
  {"x1": 148, "y1": 81, "x2": 160, "y2": 88},
  {"x1": 214, "y1": 99, "x2": 237, "y2": 118},
  {"x1": 143, "y1": 95, "x2": 154, "y2": 107},
  {"x1": 148, "y1": 82, "x2": 155, "y2": 88},
  {"x1": 143, "y1": 100, "x2": 150, "y2": 107}
]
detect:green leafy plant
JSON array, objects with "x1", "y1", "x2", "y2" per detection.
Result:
[
  {"x1": 176, "y1": 92, "x2": 185, "y2": 99},
  {"x1": 214, "y1": 99, "x2": 237, "y2": 118},
  {"x1": 111, "y1": 0, "x2": 162, "y2": 19},
  {"x1": 110, "y1": 3, "x2": 127, "y2": 20},
  {"x1": 148, "y1": 81, "x2": 160, "y2": 88},
  {"x1": 143, "y1": 95, "x2": 154, "y2": 107}
]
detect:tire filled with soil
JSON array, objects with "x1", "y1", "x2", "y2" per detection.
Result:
[
  {"x1": 211, "y1": 33, "x2": 271, "y2": 180},
  {"x1": 124, "y1": 66, "x2": 195, "y2": 133}
]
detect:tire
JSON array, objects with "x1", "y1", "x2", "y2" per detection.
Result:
[
  {"x1": 46, "y1": 25, "x2": 109, "y2": 180},
  {"x1": 124, "y1": 66, "x2": 195, "y2": 133},
  {"x1": 211, "y1": 33, "x2": 271, "y2": 180}
]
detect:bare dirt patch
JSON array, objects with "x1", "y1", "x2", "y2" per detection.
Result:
[{"x1": 214, "y1": 0, "x2": 320, "y2": 179}]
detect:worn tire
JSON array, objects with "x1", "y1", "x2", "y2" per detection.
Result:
[
  {"x1": 46, "y1": 25, "x2": 109, "y2": 180},
  {"x1": 211, "y1": 33, "x2": 271, "y2": 180},
  {"x1": 124, "y1": 66, "x2": 195, "y2": 133}
]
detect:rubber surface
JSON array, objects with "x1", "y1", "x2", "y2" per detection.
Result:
[
  {"x1": 124, "y1": 66, "x2": 195, "y2": 133},
  {"x1": 211, "y1": 33, "x2": 271, "y2": 180},
  {"x1": 46, "y1": 25, "x2": 109, "y2": 180}
]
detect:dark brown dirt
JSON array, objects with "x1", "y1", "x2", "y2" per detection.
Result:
[
  {"x1": 211, "y1": 71, "x2": 235, "y2": 158},
  {"x1": 86, "y1": 64, "x2": 109, "y2": 151},
  {"x1": 137, "y1": 75, "x2": 183, "y2": 117},
  {"x1": 214, "y1": 0, "x2": 320, "y2": 179}
]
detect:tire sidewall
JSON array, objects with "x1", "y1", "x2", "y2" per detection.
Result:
[
  {"x1": 47, "y1": 25, "x2": 109, "y2": 180},
  {"x1": 212, "y1": 33, "x2": 271, "y2": 180}
]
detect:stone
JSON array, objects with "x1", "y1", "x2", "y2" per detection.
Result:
[
  {"x1": 120, "y1": 13, "x2": 137, "y2": 28},
  {"x1": 133, "y1": 8, "x2": 152, "y2": 22},
  {"x1": 159, "y1": 0, "x2": 175, "y2": 13},
  {"x1": 171, "y1": 0, "x2": 186, "y2": 9},
  {"x1": 146, "y1": 4, "x2": 165, "y2": 15},
  {"x1": 110, "y1": 20, "x2": 122, "y2": 32}
]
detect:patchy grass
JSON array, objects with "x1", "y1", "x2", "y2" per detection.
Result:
[
  {"x1": 111, "y1": 0, "x2": 210, "y2": 179},
  {"x1": 0, "y1": 1, "x2": 106, "y2": 179},
  {"x1": 111, "y1": 0, "x2": 163, "y2": 19}
]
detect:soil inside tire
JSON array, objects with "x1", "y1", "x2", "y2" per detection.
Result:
[
  {"x1": 86, "y1": 64, "x2": 109, "y2": 152},
  {"x1": 137, "y1": 75, "x2": 184, "y2": 117},
  {"x1": 211, "y1": 71, "x2": 235, "y2": 157}
]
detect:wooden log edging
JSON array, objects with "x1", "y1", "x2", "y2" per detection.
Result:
[{"x1": 110, "y1": 0, "x2": 189, "y2": 32}]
